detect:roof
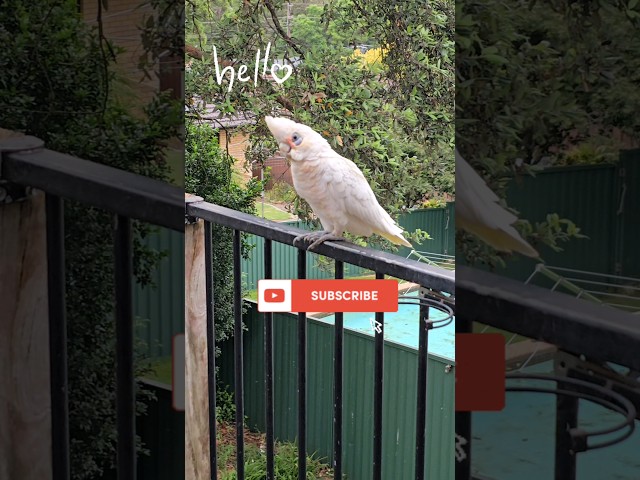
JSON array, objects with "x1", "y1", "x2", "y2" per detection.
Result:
[{"x1": 195, "y1": 104, "x2": 257, "y2": 128}]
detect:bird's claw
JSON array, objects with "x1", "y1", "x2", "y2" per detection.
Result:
[
  {"x1": 307, "y1": 233, "x2": 345, "y2": 251},
  {"x1": 293, "y1": 230, "x2": 324, "y2": 247},
  {"x1": 293, "y1": 231, "x2": 345, "y2": 251}
]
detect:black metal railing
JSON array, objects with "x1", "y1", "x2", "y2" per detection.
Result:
[
  {"x1": 185, "y1": 200, "x2": 456, "y2": 480},
  {"x1": 455, "y1": 266, "x2": 640, "y2": 480},
  {"x1": 1, "y1": 135, "x2": 459, "y2": 479},
  {"x1": 1, "y1": 136, "x2": 183, "y2": 480}
]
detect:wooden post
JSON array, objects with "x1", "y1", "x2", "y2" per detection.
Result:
[
  {"x1": 185, "y1": 195, "x2": 211, "y2": 480},
  {"x1": 0, "y1": 129, "x2": 52, "y2": 479}
]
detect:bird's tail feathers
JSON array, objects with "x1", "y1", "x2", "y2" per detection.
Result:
[
  {"x1": 469, "y1": 223, "x2": 539, "y2": 258},
  {"x1": 378, "y1": 230, "x2": 412, "y2": 248}
]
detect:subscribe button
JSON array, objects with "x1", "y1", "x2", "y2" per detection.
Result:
[{"x1": 258, "y1": 279, "x2": 398, "y2": 313}]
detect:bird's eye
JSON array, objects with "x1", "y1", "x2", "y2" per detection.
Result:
[{"x1": 292, "y1": 133, "x2": 303, "y2": 146}]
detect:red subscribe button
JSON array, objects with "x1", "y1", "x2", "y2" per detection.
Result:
[{"x1": 257, "y1": 279, "x2": 398, "y2": 313}]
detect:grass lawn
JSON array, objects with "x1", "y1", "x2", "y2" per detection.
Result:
[
  {"x1": 244, "y1": 289, "x2": 258, "y2": 301},
  {"x1": 255, "y1": 202, "x2": 295, "y2": 221},
  {"x1": 165, "y1": 148, "x2": 184, "y2": 186},
  {"x1": 217, "y1": 422, "x2": 334, "y2": 479},
  {"x1": 143, "y1": 356, "x2": 173, "y2": 385}
]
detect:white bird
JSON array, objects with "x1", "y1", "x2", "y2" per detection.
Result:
[
  {"x1": 456, "y1": 149, "x2": 539, "y2": 257},
  {"x1": 264, "y1": 116, "x2": 412, "y2": 250}
]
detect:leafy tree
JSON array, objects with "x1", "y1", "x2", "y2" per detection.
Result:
[
  {"x1": 187, "y1": 0, "x2": 455, "y2": 246},
  {"x1": 185, "y1": 0, "x2": 453, "y2": 348},
  {"x1": 0, "y1": 1, "x2": 181, "y2": 478},
  {"x1": 455, "y1": 0, "x2": 640, "y2": 267},
  {"x1": 291, "y1": 4, "x2": 350, "y2": 51}
]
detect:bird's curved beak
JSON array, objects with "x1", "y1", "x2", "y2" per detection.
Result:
[
  {"x1": 265, "y1": 116, "x2": 294, "y2": 155},
  {"x1": 265, "y1": 116, "x2": 287, "y2": 142}
]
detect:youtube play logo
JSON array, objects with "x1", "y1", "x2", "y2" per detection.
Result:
[
  {"x1": 264, "y1": 288, "x2": 285, "y2": 302},
  {"x1": 258, "y1": 280, "x2": 292, "y2": 312}
]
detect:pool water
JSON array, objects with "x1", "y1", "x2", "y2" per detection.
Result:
[
  {"x1": 316, "y1": 290, "x2": 455, "y2": 361},
  {"x1": 473, "y1": 361, "x2": 640, "y2": 479}
]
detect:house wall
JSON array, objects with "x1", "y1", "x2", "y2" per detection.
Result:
[
  {"x1": 252, "y1": 155, "x2": 293, "y2": 189},
  {"x1": 218, "y1": 129, "x2": 250, "y2": 163},
  {"x1": 80, "y1": 0, "x2": 159, "y2": 105}
]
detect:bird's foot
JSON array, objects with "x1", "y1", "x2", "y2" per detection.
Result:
[
  {"x1": 293, "y1": 230, "x2": 326, "y2": 247},
  {"x1": 307, "y1": 233, "x2": 345, "y2": 251},
  {"x1": 293, "y1": 231, "x2": 345, "y2": 251}
]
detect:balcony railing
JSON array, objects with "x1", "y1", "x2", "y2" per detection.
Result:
[
  {"x1": 455, "y1": 266, "x2": 640, "y2": 480},
  {"x1": 0, "y1": 135, "x2": 183, "y2": 480},
  {"x1": 185, "y1": 199, "x2": 456, "y2": 480},
  {"x1": 5, "y1": 134, "x2": 637, "y2": 480}
]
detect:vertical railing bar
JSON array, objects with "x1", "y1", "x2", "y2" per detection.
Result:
[
  {"x1": 45, "y1": 194, "x2": 70, "y2": 480},
  {"x1": 114, "y1": 214, "x2": 136, "y2": 480},
  {"x1": 415, "y1": 287, "x2": 430, "y2": 480},
  {"x1": 204, "y1": 221, "x2": 218, "y2": 479},
  {"x1": 554, "y1": 360, "x2": 579, "y2": 480},
  {"x1": 264, "y1": 239, "x2": 275, "y2": 480},
  {"x1": 233, "y1": 229, "x2": 245, "y2": 479},
  {"x1": 297, "y1": 248, "x2": 307, "y2": 480},
  {"x1": 333, "y1": 260, "x2": 344, "y2": 479},
  {"x1": 456, "y1": 315, "x2": 473, "y2": 480},
  {"x1": 373, "y1": 271, "x2": 385, "y2": 480}
]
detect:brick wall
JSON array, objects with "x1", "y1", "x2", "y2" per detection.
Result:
[
  {"x1": 219, "y1": 130, "x2": 250, "y2": 163},
  {"x1": 216, "y1": 125, "x2": 293, "y2": 189},
  {"x1": 252, "y1": 156, "x2": 293, "y2": 190}
]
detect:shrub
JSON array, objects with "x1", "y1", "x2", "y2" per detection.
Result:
[
  {"x1": 185, "y1": 121, "x2": 263, "y2": 350},
  {"x1": 0, "y1": 2, "x2": 181, "y2": 477}
]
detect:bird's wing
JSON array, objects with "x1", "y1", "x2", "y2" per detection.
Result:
[
  {"x1": 326, "y1": 154, "x2": 411, "y2": 247},
  {"x1": 456, "y1": 150, "x2": 538, "y2": 257}
]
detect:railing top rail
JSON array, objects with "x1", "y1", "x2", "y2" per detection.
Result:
[
  {"x1": 457, "y1": 266, "x2": 640, "y2": 371},
  {"x1": 187, "y1": 200, "x2": 455, "y2": 294},
  {"x1": 1, "y1": 144, "x2": 184, "y2": 231}
]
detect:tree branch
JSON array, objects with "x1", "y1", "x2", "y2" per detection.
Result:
[
  {"x1": 186, "y1": 44, "x2": 203, "y2": 60},
  {"x1": 263, "y1": 0, "x2": 304, "y2": 58}
]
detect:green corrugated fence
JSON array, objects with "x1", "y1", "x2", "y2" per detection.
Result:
[
  {"x1": 499, "y1": 151, "x2": 640, "y2": 282},
  {"x1": 617, "y1": 149, "x2": 640, "y2": 278},
  {"x1": 503, "y1": 164, "x2": 618, "y2": 281},
  {"x1": 134, "y1": 227, "x2": 185, "y2": 358},
  {"x1": 219, "y1": 302, "x2": 455, "y2": 480}
]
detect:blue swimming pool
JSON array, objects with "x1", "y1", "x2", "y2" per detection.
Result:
[
  {"x1": 473, "y1": 360, "x2": 640, "y2": 479},
  {"x1": 315, "y1": 289, "x2": 455, "y2": 361}
]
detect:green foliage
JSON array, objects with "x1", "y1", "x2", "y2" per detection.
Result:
[
  {"x1": 532, "y1": 214, "x2": 589, "y2": 252},
  {"x1": 456, "y1": 0, "x2": 640, "y2": 266},
  {"x1": 145, "y1": 356, "x2": 174, "y2": 385},
  {"x1": 185, "y1": 121, "x2": 262, "y2": 348},
  {"x1": 186, "y1": 0, "x2": 454, "y2": 249},
  {"x1": 258, "y1": 203, "x2": 295, "y2": 221},
  {"x1": 555, "y1": 142, "x2": 619, "y2": 166},
  {"x1": 217, "y1": 443, "x2": 236, "y2": 473},
  {"x1": 215, "y1": 385, "x2": 237, "y2": 423},
  {"x1": 221, "y1": 443, "x2": 331, "y2": 480},
  {"x1": 0, "y1": 1, "x2": 180, "y2": 478},
  {"x1": 139, "y1": 0, "x2": 184, "y2": 76},
  {"x1": 291, "y1": 4, "x2": 350, "y2": 51},
  {"x1": 266, "y1": 181, "x2": 297, "y2": 205},
  {"x1": 421, "y1": 198, "x2": 448, "y2": 209}
]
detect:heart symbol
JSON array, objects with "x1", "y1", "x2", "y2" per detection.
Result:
[{"x1": 270, "y1": 63, "x2": 293, "y2": 84}]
